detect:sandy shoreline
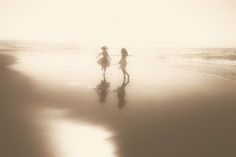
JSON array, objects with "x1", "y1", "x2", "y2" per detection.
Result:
[{"x1": 1, "y1": 53, "x2": 236, "y2": 157}]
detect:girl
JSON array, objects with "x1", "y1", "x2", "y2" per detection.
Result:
[
  {"x1": 96, "y1": 46, "x2": 111, "y2": 75},
  {"x1": 119, "y1": 48, "x2": 129, "y2": 79}
]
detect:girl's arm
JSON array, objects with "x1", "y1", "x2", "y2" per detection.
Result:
[
  {"x1": 96, "y1": 53, "x2": 102, "y2": 59},
  {"x1": 107, "y1": 54, "x2": 112, "y2": 60}
]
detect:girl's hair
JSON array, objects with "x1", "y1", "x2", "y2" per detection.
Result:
[
  {"x1": 101, "y1": 46, "x2": 108, "y2": 50},
  {"x1": 121, "y1": 48, "x2": 128, "y2": 56}
]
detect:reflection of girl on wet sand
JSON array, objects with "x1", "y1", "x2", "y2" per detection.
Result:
[
  {"x1": 96, "y1": 46, "x2": 111, "y2": 76},
  {"x1": 119, "y1": 48, "x2": 129, "y2": 80},
  {"x1": 117, "y1": 77, "x2": 129, "y2": 108},
  {"x1": 95, "y1": 76, "x2": 110, "y2": 103}
]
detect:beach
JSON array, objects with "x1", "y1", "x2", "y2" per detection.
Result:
[{"x1": 1, "y1": 43, "x2": 236, "y2": 157}]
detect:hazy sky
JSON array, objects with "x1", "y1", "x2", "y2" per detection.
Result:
[{"x1": 0, "y1": 0, "x2": 236, "y2": 47}]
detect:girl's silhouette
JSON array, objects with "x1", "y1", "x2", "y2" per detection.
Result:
[
  {"x1": 117, "y1": 77, "x2": 129, "y2": 108},
  {"x1": 119, "y1": 48, "x2": 129, "y2": 79},
  {"x1": 96, "y1": 46, "x2": 111, "y2": 76},
  {"x1": 95, "y1": 76, "x2": 110, "y2": 103}
]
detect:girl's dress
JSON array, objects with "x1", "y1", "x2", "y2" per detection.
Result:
[
  {"x1": 97, "y1": 51, "x2": 110, "y2": 67},
  {"x1": 119, "y1": 56, "x2": 127, "y2": 70}
]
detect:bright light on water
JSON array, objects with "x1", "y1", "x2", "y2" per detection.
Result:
[
  {"x1": 13, "y1": 52, "x2": 101, "y2": 87},
  {"x1": 11, "y1": 50, "x2": 212, "y2": 89},
  {"x1": 49, "y1": 119, "x2": 116, "y2": 157}
]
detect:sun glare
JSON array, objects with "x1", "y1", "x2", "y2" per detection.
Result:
[{"x1": 49, "y1": 119, "x2": 116, "y2": 157}]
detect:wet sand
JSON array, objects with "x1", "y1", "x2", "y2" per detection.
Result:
[{"x1": 1, "y1": 53, "x2": 236, "y2": 157}]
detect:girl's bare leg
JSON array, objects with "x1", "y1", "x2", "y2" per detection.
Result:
[
  {"x1": 122, "y1": 69, "x2": 129, "y2": 81},
  {"x1": 122, "y1": 69, "x2": 126, "y2": 79},
  {"x1": 103, "y1": 67, "x2": 106, "y2": 76},
  {"x1": 125, "y1": 71, "x2": 130, "y2": 81}
]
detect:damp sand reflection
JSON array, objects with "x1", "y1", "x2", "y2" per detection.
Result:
[
  {"x1": 1, "y1": 52, "x2": 236, "y2": 157},
  {"x1": 0, "y1": 54, "x2": 116, "y2": 157},
  {"x1": 48, "y1": 116, "x2": 116, "y2": 157}
]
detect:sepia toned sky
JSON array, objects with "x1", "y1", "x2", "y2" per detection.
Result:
[{"x1": 0, "y1": 0, "x2": 236, "y2": 47}]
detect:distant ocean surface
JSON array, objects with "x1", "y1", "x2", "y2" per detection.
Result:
[{"x1": 1, "y1": 40, "x2": 236, "y2": 81}]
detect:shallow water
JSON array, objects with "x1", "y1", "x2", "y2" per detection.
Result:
[{"x1": 1, "y1": 43, "x2": 236, "y2": 157}]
